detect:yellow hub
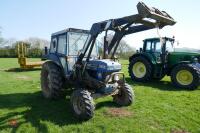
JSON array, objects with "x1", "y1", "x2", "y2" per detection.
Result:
[
  {"x1": 132, "y1": 62, "x2": 146, "y2": 78},
  {"x1": 176, "y1": 70, "x2": 193, "y2": 86}
]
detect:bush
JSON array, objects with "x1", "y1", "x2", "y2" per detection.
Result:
[
  {"x1": 0, "y1": 48, "x2": 17, "y2": 58},
  {"x1": 0, "y1": 48, "x2": 43, "y2": 58}
]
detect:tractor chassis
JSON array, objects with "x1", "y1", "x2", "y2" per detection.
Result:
[{"x1": 67, "y1": 71, "x2": 126, "y2": 99}]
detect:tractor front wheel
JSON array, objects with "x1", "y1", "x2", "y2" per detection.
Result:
[
  {"x1": 129, "y1": 56, "x2": 152, "y2": 82},
  {"x1": 70, "y1": 89, "x2": 95, "y2": 120},
  {"x1": 113, "y1": 83, "x2": 134, "y2": 106},
  {"x1": 171, "y1": 64, "x2": 200, "y2": 90},
  {"x1": 41, "y1": 62, "x2": 65, "y2": 99}
]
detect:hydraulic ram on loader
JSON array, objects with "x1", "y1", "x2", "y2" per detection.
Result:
[{"x1": 78, "y1": 1, "x2": 176, "y2": 62}]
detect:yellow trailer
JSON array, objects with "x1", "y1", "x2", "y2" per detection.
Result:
[{"x1": 17, "y1": 42, "x2": 44, "y2": 69}]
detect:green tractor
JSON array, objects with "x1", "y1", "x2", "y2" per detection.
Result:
[{"x1": 128, "y1": 37, "x2": 200, "y2": 89}]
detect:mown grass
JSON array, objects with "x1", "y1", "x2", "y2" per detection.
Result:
[{"x1": 0, "y1": 58, "x2": 200, "y2": 133}]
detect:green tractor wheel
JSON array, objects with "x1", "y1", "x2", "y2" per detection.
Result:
[
  {"x1": 171, "y1": 64, "x2": 200, "y2": 90},
  {"x1": 129, "y1": 56, "x2": 152, "y2": 82}
]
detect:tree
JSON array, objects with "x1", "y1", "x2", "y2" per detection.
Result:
[
  {"x1": 3, "y1": 38, "x2": 17, "y2": 48},
  {"x1": 0, "y1": 27, "x2": 48, "y2": 57},
  {"x1": 0, "y1": 27, "x2": 4, "y2": 46},
  {"x1": 25, "y1": 37, "x2": 49, "y2": 49}
]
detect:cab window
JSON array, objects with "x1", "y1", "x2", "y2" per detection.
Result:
[
  {"x1": 166, "y1": 40, "x2": 174, "y2": 52},
  {"x1": 153, "y1": 41, "x2": 162, "y2": 52},
  {"x1": 68, "y1": 32, "x2": 89, "y2": 56},
  {"x1": 145, "y1": 40, "x2": 162, "y2": 53},
  {"x1": 50, "y1": 38, "x2": 57, "y2": 53},
  {"x1": 146, "y1": 41, "x2": 151, "y2": 51},
  {"x1": 57, "y1": 35, "x2": 67, "y2": 54}
]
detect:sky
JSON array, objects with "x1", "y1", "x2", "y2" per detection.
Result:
[{"x1": 0, "y1": 0, "x2": 200, "y2": 49}]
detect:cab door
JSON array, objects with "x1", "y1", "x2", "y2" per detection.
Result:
[
  {"x1": 144, "y1": 40, "x2": 162, "y2": 64},
  {"x1": 57, "y1": 34, "x2": 68, "y2": 75},
  {"x1": 152, "y1": 40, "x2": 162, "y2": 64},
  {"x1": 67, "y1": 32, "x2": 89, "y2": 72}
]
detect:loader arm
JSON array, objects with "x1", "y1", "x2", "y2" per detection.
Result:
[{"x1": 78, "y1": 1, "x2": 176, "y2": 63}]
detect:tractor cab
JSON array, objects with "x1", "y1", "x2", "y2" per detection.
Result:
[
  {"x1": 143, "y1": 37, "x2": 174, "y2": 53},
  {"x1": 142, "y1": 37, "x2": 175, "y2": 64},
  {"x1": 48, "y1": 28, "x2": 99, "y2": 75}
]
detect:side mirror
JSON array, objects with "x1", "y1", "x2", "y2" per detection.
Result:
[
  {"x1": 139, "y1": 48, "x2": 143, "y2": 52},
  {"x1": 44, "y1": 46, "x2": 48, "y2": 55}
]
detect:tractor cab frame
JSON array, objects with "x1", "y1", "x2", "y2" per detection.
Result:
[
  {"x1": 142, "y1": 37, "x2": 175, "y2": 64},
  {"x1": 47, "y1": 28, "x2": 99, "y2": 76}
]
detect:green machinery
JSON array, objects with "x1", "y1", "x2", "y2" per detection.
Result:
[{"x1": 128, "y1": 37, "x2": 200, "y2": 89}]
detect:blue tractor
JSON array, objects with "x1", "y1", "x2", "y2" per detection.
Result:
[{"x1": 41, "y1": 2, "x2": 176, "y2": 120}]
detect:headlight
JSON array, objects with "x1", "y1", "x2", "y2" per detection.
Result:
[
  {"x1": 193, "y1": 57, "x2": 198, "y2": 63},
  {"x1": 113, "y1": 75, "x2": 120, "y2": 81},
  {"x1": 107, "y1": 66, "x2": 114, "y2": 70},
  {"x1": 99, "y1": 64, "x2": 107, "y2": 69}
]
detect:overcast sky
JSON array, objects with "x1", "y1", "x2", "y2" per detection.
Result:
[{"x1": 0, "y1": 0, "x2": 200, "y2": 49}]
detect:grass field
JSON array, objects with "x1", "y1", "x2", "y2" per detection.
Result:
[{"x1": 0, "y1": 58, "x2": 200, "y2": 133}]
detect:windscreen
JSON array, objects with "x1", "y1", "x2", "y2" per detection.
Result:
[
  {"x1": 165, "y1": 40, "x2": 174, "y2": 52},
  {"x1": 68, "y1": 32, "x2": 98, "y2": 57}
]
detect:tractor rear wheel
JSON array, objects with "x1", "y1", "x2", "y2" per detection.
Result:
[
  {"x1": 70, "y1": 89, "x2": 95, "y2": 120},
  {"x1": 41, "y1": 62, "x2": 65, "y2": 99},
  {"x1": 129, "y1": 56, "x2": 152, "y2": 82},
  {"x1": 113, "y1": 83, "x2": 134, "y2": 106},
  {"x1": 171, "y1": 64, "x2": 200, "y2": 90}
]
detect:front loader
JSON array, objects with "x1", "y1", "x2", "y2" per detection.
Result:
[{"x1": 41, "y1": 2, "x2": 176, "y2": 120}]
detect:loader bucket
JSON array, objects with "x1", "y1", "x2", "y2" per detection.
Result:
[{"x1": 137, "y1": 2, "x2": 176, "y2": 26}]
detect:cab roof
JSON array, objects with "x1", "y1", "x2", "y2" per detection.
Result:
[
  {"x1": 143, "y1": 37, "x2": 174, "y2": 42},
  {"x1": 51, "y1": 28, "x2": 89, "y2": 36}
]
